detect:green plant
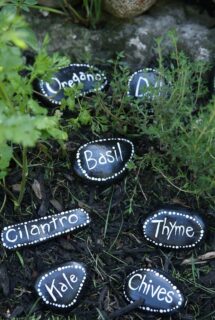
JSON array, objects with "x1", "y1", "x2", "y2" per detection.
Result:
[
  {"x1": 83, "y1": 0, "x2": 102, "y2": 27},
  {"x1": 63, "y1": 0, "x2": 102, "y2": 28},
  {"x1": 0, "y1": 4, "x2": 69, "y2": 208},
  {"x1": 79, "y1": 37, "x2": 215, "y2": 205},
  {"x1": 1, "y1": 0, "x2": 64, "y2": 15}
]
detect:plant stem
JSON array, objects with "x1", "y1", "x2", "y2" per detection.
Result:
[{"x1": 16, "y1": 147, "x2": 28, "y2": 208}]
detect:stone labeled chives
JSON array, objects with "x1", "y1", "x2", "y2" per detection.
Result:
[
  {"x1": 35, "y1": 63, "x2": 108, "y2": 106},
  {"x1": 123, "y1": 268, "x2": 185, "y2": 314},
  {"x1": 73, "y1": 138, "x2": 134, "y2": 184},
  {"x1": 1, "y1": 209, "x2": 91, "y2": 249},
  {"x1": 143, "y1": 207, "x2": 205, "y2": 249},
  {"x1": 35, "y1": 261, "x2": 87, "y2": 309}
]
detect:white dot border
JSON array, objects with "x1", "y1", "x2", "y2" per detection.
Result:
[
  {"x1": 1, "y1": 208, "x2": 91, "y2": 250},
  {"x1": 127, "y1": 68, "x2": 164, "y2": 96},
  {"x1": 39, "y1": 63, "x2": 108, "y2": 105},
  {"x1": 142, "y1": 210, "x2": 205, "y2": 249},
  {"x1": 75, "y1": 137, "x2": 135, "y2": 182},
  {"x1": 123, "y1": 268, "x2": 184, "y2": 313},
  {"x1": 36, "y1": 262, "x2": 87, "y2": 308}
]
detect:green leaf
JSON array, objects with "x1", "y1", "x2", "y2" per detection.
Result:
[
  {"x1": 0, "y1": 142, "x2": 12, "y2": 179},
  {"x1": 78, "y1": 108, "x2": 92, "y2": 125}
]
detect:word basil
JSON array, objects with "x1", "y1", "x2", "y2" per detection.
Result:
[
  {"x1": 124, "y1": 268, "x2": 185, "y2": 314},
  {"x1": 1, "y1": 209, "x2": 90, "y2": 249},
  {"x1": 143, "y1": 207, "x2": 205, "y2": 249},
  {"x1": 35, "y1": 261, "x2": 87, "y2": 309},
  {"x1": 73, "y1": 138, "x2": 134, "y2": 183}
]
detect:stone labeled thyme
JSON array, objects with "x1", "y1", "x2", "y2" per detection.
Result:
[{"x1": 143, "y1": 207, "x2": 205, "y2": 249}]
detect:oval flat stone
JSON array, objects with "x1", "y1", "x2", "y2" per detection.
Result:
[
  {"x1": 35, "y1": 261, "x2": 87, "y2": 309},
  {"x1": 73, "y1": 138, "x2": 134, "y2": 184},
  {"x1": 143, "y1": 207, "x2": 205, "y2": 249},
  {"x1": 127, "y1": 68, "x2": 169, "y2": 99},
  {"x1": 1, "y1": 208, "x2": 90, "y2": 250},
  {"x1": 123, "y1": 268, "x2": 185, "y2": 314},
  {"x1": 35, "y1": 63, "x2": 108, "y2": 105}
]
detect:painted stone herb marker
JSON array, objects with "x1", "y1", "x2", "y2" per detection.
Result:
[
  {"x1": 35, "y1": 261, "x2": 87, "y2": 309},
  {"x1": 123, "y1": 268, "x2": 185, "y2": 314},
  {"x1": 1, "y1": 209, "x2": 90, "y2": 250},
  {"x1": 73, "y1": 138, "x2": 134, "y2": 184},
  {"x1": 127, "y1": 68, "x2": 168, "y2": 99},
  {"x1": 35, "y1": 63, "x2": 108, "y2": 106},
  {"x1": 143, "y1": 207, "x2": 205, "y2": 249}
]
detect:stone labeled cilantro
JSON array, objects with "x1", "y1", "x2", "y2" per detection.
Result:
[{"x1": 1, "y1": 209, "x2": 91, "y2": 249}]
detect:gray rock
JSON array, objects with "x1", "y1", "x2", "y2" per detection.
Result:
[
  {"x1": 28, "y1": 0, "x2": 215, "y2": 68},
  {"x1": 104, "y1": 0, "x2": 157, "y2": 18}
]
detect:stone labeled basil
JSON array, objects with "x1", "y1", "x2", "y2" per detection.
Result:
[
  {"x1": 73, "y1": 138, "x2": 134, "y2": 183},
  {"x1": 143, "y1": 207, "x2": 205, "y2": 249},
  {"x1": 127, "y1": 68, "x2": 168, "y2": 99},
  {"x1": 36, "y1": 63, "x2": 108, "y2": 105},
  {"x1": 124, "y1": 268, "x2": 185, "y2": 314},
  {"x1": 35, "y1": 261, "x2": 87, "y2": 309},
  {"x1": 1, "y1": 209, "x2": 90, "y2": 249}
]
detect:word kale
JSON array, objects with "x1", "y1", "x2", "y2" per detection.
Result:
[
  {"x1": 73, "y1": 138, "x2": 134, "y2": 184},
  {"x1": 127, "y1": 68, "x2": 169, "y2": 100},
  {"x1": 35, "y1": 261, "x2": 87, "y2": 309},
  {"x1": 143, "y1": 207, "x2": 205, "y2": 249},
  {"x1": 35, "y1": 63, "x2": 108, "y2": 106},
  {"x1": 1, "y1": 209, "x2": 91, "y2": 249},
  {"x1": 123, "y1": 268, "x2": 185, "y2": 314}
]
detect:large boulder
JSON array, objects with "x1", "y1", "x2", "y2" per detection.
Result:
[
  {"x1": 104, "y1": 0, "x2": 157, "y2": 18},
  {"x1": 28, "y1": 0, "x2": 215, "y2": 68}
]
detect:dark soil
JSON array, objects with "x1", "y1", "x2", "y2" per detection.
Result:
[
  {"x1": 0, "y1": 133, "x2": 215, "y2": 320},
  {"x1": 0, "y1": 1, "x2": 215, "y2": 319}
]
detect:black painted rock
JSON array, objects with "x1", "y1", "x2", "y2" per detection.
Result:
[
  {"x1": 124, "y1": 268, "x2": 185, "y2": 314},
  {"x1": 73, "y1": 138, "x2": 134, "y2": 184},
  {"x1": 35, "y1": 261, "x2": 87, "y2": 309},
  {"x1": 143, "y1": 207, "x2": 205, "y2": 249},
  {"x1": 1, "y1": 209, "x2": 90, "y2": 249},
  {"x1": 35, "y1": 64, "x2": 108, "y2": 105},
  {"x1": 127, "y1": 68, "x2": 168, "y2": 99}
]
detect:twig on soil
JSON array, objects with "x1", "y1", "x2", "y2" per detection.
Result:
[
  {"x1": 98, "y1": 286, "x2": 109, "y2": 310},
  {"x1": 109, "y1": 298, "x2": 144, "y2": 319}
]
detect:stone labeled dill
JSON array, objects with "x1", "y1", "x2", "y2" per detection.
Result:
[{"x1": 127, "y1": 68, "x2": 169, "y2": 100}]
